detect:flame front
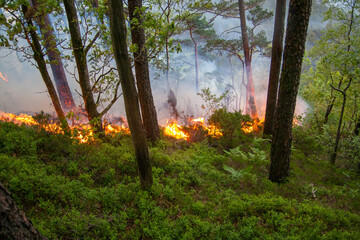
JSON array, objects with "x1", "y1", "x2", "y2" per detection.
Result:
[
  {"x1": 241, "y1": 118, "x2": 264, "y2": 133},
  {"x1": 0, "y1": 72, "x2": 9, "y2": 82},
  {"x1": 1, "y1": 111, "x2": 259, "y2": 143},
  {"x1": 0, "y1": 111, "x2": 129, "y2": 143},
  {"x1": 164, "y1": 121, "x2": 189, "y2": 140}
]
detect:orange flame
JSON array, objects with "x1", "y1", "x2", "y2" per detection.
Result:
[
  {"x1": 163, "y1": 118, "x2": 223, "y2": 140},
  {"x1": 241, "y1": 118, "x2": 264, "y2": 133},
  {"x1": 0, "y1": 111, "x2": 130, "y2": 143},
  {"x1": 164, "y1": 121, "x2": 189, "y2": 140},
  {"x1": 0, "y1": 72, "x2": 9, "y2": 82}
]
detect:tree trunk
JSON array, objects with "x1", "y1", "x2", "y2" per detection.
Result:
[
  {"x1": 238, "y1": 0, "x2": 258, "y2": 118},
  {"x1": 355, "y1": 116, "x2": 360, "y2": 136},
  {"x1": 109, "y1": 0, "x2": 153, "y2": 190},
  {"x1": 324, "y1": 97, "x2": 336, "y2": 124},
  {"x1": 263, "y1": 0, "x2": 286, "y2": 136},
  {"x1": 166, "y1": 38, "x2": 170, "y2": 91},
  {"x1": 330, "y1": 79, "x2": 352, "y2": 164},
  {"x1": 22, "y1": 5, "x2": 69, "y2": 130},
  {"x1": 63, "y1": 0, "x2": 102, "y2": 133},
  {"x1": 128, "y1": 0, "x2": 160, "y2": 142},
  {"x1": 269, "y1": 0, "x2": 312, "y2": 183},
  {"x1": 0, "y1": 182, "x2": 47, "y2": 240},
  {"x1": 189, "y1": 28, "x2": 199, "y2": 93},
  {"x1": 30, "y1": 0, "x2": 76, "y2": 112}
]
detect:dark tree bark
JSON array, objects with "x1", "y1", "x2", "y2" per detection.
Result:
[
  {"x1": 324, "y1": 97, "x2": 336, "y2": 124},
  {"x1": 0, "y1": 182, "x2": 47, "y2": 240},
  {"x1": 63, "y1": 0, "x2": 102, "y2": 132},
  {"x1": 128, "y1": 0, "x2": 160, "y2": 142},
  {"x1": 30, "y1": 0, "x2": 76, "y2": 111},
  {"x1": 238, "y1": 0, "x2": 258, "y2": 118},
  {"x1": 330, "y1": 79, "x2": 352, "y2": 164},
  {"x1": 263, "y1": 0, "x2": 286, "y2": 136},
  {"x1": 22, "y1": 5, "x2": 69, "y2": 130},
  {"x1": 269, "y1": 0, "x2": 312, "y2": 183},
  {"x1": 109, "y1": 0, "x2": 153, "y2": 189},
  {"x1": 355, "y1": 116, "x2": 360, "y2": 136}
]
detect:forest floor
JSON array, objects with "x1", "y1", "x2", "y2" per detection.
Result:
[{"x1": 0, "y1": 120, "x2": 359, "y2": 239}]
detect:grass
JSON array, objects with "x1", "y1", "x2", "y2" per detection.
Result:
[{"x1": 0, "y1": 121, "x2": 359, "y2": 239}]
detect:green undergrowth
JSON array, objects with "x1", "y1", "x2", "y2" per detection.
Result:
[{"x1": 0, "y1": 121, "x2": 359, "y2": 239}]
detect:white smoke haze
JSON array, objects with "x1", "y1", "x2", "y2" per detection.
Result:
[{"x1": 1, "y1": 0, "x2": 323, "y2": 122}]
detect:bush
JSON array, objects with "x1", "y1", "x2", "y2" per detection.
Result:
[{"x1": 208, "y1": 108, "x2": 252, "y2": 149}]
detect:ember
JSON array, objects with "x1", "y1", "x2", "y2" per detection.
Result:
[{"x1": 0, "y1": 72, "x2": 8, "y2": 82}]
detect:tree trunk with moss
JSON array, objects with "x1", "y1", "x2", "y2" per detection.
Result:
[
  {"x1": 269, "y1": 0, "x2": 312, "y2": 183},
  {"x1": 109, "y1": 0, "x2": 153, "y2": 190},
  {"x1": 128, "y1": 0, "x2": 160, "y2": 142}
]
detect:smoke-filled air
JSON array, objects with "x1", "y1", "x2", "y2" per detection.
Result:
[{"x1": 1, "y1": 0, "x2": 360, "y2": 238}]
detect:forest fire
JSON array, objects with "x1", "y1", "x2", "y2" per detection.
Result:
[
  {"x1": 164, "y1": 121, "x2": 189, "y2": 140},
  {"x1": 163, "y1": 117, "x2": 223, "y2": 141},
  {"x1": 0, "y1": 111, "x2": 129, "y2": 143},
  {"x1": 241, "y1": 118, "x2": 264, "y2": 133},
  {"x1": 0, "y1": 111, "x2": 263, "y2": 143}
]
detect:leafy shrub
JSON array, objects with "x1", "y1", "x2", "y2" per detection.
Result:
[
  {"x1": 208, "y1": 108, "x2": 252, "y2": 148},
  {"x1": 0, "y1": 122, "x2": 37, "y2": 156}
]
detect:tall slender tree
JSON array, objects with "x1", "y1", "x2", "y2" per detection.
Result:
[
  {"x1": 269, "y1": 0, "x2": 312, "y2": 183},
  {"x1": 263, "y1": 0, "x2": 286, "y2": 136},
  {"x1": 182, "y1": 14, "x2": 216, "y2": 93},
  {"x1": 63, "y1": 0, "x2": 102, "y2": 132},
  {"x1": 29, "y1": 0, "x2": 76, "y2": 111},
  {"x1": 238, "y1": 0, "x2": 257, "y2": 118},
  {"x1": 22, "y1": 5, "x2": 69, "y2": 131},
  {"x1": 128, "y1": 0, "x2": 160, "y2": 142},
  {"x1": 109, "y1": 0, "x2": 153, "y2": 189}
]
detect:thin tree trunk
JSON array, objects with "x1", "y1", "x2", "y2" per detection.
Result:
[
  {"x1": 238, "y1": 0, "x2": 257, "y2": 118},
  {"x1": 63, "y1": 0, "x2": 102, "y2": 133},
  {"x1": 30, "y1": 0, "x2": 76, "y2": 111},
  {"x1": 324, "y1": 97, "x2": 336, "y2": 124},
  {"x1": 263, "y1": 0, "x2": 286, "y2": 135},
  {"x1": 166, "y1": 38, "x2": 170, "y2": 91},
  {"x1": 189, "y1": 28, "x2": 199, "y2": 93},
  {"x1": 129, "y1": 0, "x2": 160, "y2": 142},
  {"x1": 109, "y1": 0, "x2": 153, "y2": 189},
  {"x1": 269, "y1": 0, "x2": 312, "y2": 183},
  {"x1": 0, "y1": 182, "x2": 47, "y2": 240},
  {"x1": 229, "y1": 56, "x2": 239, "y2": 111},
  {"x1": 22, "y1": 5, "x2": 69, "y2": 130},
  {"x1": 330, "y1": 79, "x2": 352, "y2": 164},
  {"x1": 355, "y1": 116, "x2": 360, "y2": 136}
]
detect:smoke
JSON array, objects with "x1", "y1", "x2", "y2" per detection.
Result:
[{"x1": 1, "y1": 0, "x2": 322, "y2": 122}]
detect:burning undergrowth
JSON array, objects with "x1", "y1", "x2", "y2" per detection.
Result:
[{"x1": 0, "y1": 105, "x2": 263, "y2": 144}]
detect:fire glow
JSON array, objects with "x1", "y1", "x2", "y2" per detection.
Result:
[
  {"x1": 0, "y1": 111, "x2": 262, "y2": 143},
  {"x1": 0, "y1": 72, "x2": 9, "y2": 82},
  {"x1": 0, "y1": 111, "x2": 129, "y2": 143}
]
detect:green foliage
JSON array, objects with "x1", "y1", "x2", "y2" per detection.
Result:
[
  {"x1": 0, "y1": 122, "x2": 360, "y2": 239},
  {"x1": 208, "y1": 107, "x2": 252, "y2": 148},
  {"x1": 197, "y1": 87, "x2": 227, "y2": 114}
]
